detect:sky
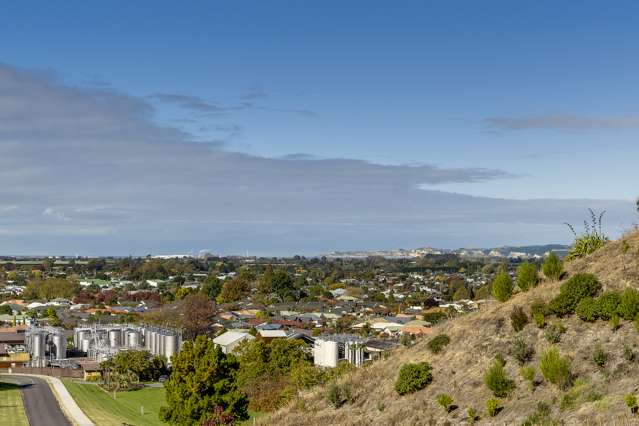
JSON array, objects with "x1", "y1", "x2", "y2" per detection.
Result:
[{"x1": 0, "y1": 1, "x2": 637, "y2": 256}]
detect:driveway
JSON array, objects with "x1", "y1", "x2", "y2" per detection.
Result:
[{"x1": 2, "y1": 375, "x2": 71, "y2": 426}]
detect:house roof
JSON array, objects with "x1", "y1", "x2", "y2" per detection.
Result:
[
  {"x1": 212, "y1": 331, "x2": 254, "y2": 346},
  {"x1": 258, "y1": 330, "x2": 287, "y2": 338}
]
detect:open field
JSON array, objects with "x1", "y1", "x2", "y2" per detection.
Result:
[
  {"x1": 62, "y1": 380, "x2": 166, "y2": 426},
  {"x1": 0, "y1": 381, "x2": 29, "y2": 426}
]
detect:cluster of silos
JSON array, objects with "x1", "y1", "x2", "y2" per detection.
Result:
[
  {"x1": 26, "y1": 326, "x2": 67, "y2": 367},
  {"x1": 72, "y1": 324, "x2": 181, "y2": 364}
]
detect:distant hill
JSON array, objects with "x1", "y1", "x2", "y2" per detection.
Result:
[{"x1": 266, "y1": 231, "x2": 639, "y2": 425}]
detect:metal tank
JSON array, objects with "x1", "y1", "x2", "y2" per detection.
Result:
[
  {"x1": 81, "y1": 337, "x2": 91, "y2": 353},
  {"x1": 76, "y1": 330, "x2": 88, "y2": 350},
  {"x1": 108, "y1": 329, "x2": 121, "y2": 348},
  {"x1": 164, "y1": 333, "x2": 178, "y2": 362},
  {"x1": 32, "y1": 332, "x2": 46, "y2": 366},
  {"x1": 144, "y1": 328, "x2": 151, "y2": 350},
  {"x1": 127, "y1": 330, "x2": 140, "y2": 348},
  {"x1": 52, "y1": 333, "x2": 67, "y2": 360},
  {"x1": 158, "y1": 331, "x2": 165, "y2": 356}
]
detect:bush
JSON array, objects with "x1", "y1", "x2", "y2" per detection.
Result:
[
  {"x1": 595, "y1": 291, "x2": 621, "y2": 320},
  {"x1": 609, "y1": 315, "x2": 621, "y2": 332},
  {"x1": 548, "y1": 273, "x2": 601, "y2": 316},
  {"x1": 512, "y1": 337, "x2": 534, "y2": 365},
  {"x1": 427, "y1": 334, "x2": 450, "y2": 354},
  {"x1": 540, "y1": 347, "x2": 571, "y2": 389},
  {"x1": 544, "y1": 321, "x2": 566, "y2": 343},
  {"x1": 484, "y1": 359, "x2": 515, "y2": 397},
  {"x1": 530, "y1": 299, "x2": 547, "y2": 328},
  {"x1": 520, "y1": 366, "x2": 536, "y2": 389},
  {"x1": 542, "y1": 252, "x2": 563, "y2": 281},
  {"x1": 624, "y1": 345, "x2": 636, "y2": 362},
  {"x1": 522, "y1": 402, "x2": 552, "y2": 426},
  {"x1": 593, "y1": 345, "x2": 607, "y2": 368},
  {"x1": 565, "y1": 209, "x2": 608, "y2": 260},
  {"x1": 437, "y1": 393, "x2": 454, "y2": 412},
  {"x1": 326, "y1": 383, "x2": 352, "y2": 409},
  {"x1": 491, "y1": 273, "x2": 513, "y2": 302},
  {"x1": 400, "y1": 333, "x2": 414, "y2": 347},
  {"x1": 486, "y1": 398, "x2": 501, "y2": 417},
  {"x1": 517, "y1": 262, "x2": 539, "y2": 291},
  {"x1": 576, "y1": 297, "x2": 598, "y2": 322},
  {"x1": 625, "y1": 394, "x2": 638, "y2": 413},
  {"x1": 395, "y1": 362, "x2": 433, "y2": 395},
  {"x1": 533, "y1": 312, "x2": 545, "y2": 328},
  {"x1": 467, "y1": 407, "x2": 478, "y2": 423},
  {"x1": 510, "y1": 306, "x2": 529, "y2": 332},
  {"x1": 618, "y1": 288, "x2": 639, "y2": 320}
]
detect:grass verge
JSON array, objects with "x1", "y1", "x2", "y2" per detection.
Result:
[
  {"x1": 62, "y1": 380, "x2": 166, "y2": 426},
  {"x1": 0, "y1": 381, "x2": 29, "y2": 426}
]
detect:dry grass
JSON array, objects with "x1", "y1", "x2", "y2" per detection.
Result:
[{"x1": 263, "y1": 231, "x2": 639, "y2": 425}]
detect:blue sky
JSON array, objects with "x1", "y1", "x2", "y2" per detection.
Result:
[{"x1": 0, "y1": 1, "x2": 637, "y2": 255}]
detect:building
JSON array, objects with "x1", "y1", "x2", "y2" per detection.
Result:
[{"x1": 212, "y1": 331, "x2": 254, "y2": 354}]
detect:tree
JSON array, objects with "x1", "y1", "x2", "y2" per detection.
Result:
[
  {"x1": 180, "y1": 293, "x2": 216, "y2": 339},
  {"x1": 160, "y1": 336, "x2": 248, "y2": 425},
  {"x1": 542, "y1": 252, "x2": 563, "y2": 281},
  {"x1": 201, "y1": 275, "x2": 222, "y2": 299},
  {"x1": 516, "y1": 262, "x2": 539, "y2": 291},
  {"x1": 217, "y1": 276, "x2": 251, "y2": 304},
  {"x1": 491, "y1": 273, "x2": 513, "y2": 302}
]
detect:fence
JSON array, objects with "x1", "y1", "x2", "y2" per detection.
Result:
[{"x1": 8, "y1": 366, "x2": 84, "y2": 378}]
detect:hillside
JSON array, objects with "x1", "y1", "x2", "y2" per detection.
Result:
[{"x1": 263, "y1": 230, "x2": 639, "y2": 425}]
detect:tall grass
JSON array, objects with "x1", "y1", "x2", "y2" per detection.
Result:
[{"x1": 564, "y1": 209, "x2": 608, "y2": 261}]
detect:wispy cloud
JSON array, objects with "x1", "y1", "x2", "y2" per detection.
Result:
[{"x1": 485, "y1": 114, "x2": 639, "y2": 131}]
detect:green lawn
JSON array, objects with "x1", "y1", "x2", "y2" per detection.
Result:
[
  {"x1": 0, "y1": 381, "x2": 29, "y2": 426},
  {"x1": 62, "y1": 380, "x2": 167, "y2": 426}
]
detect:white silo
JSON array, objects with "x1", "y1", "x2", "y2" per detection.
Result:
[
  {"x1": 52, "y1": 333, "x2": 67, "y2": 360},
  {"x1": 164, "y1": 333, "x2": 178, "y2": 362},
  {"x1": 108, "y1": 329, "x2": 121, "y2": 348}
]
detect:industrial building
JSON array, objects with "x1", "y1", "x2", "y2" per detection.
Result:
[
  {"x1": 25, "y1": 323, "x2": 182, "y2": 368},
  {"x1": 313, "y1": 334, "x2": 399, "y2": 368},
  {"x1": 73, "y1": 324, "x2": 182, "y2": 363}
]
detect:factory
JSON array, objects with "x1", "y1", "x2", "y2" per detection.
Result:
[
  {"x1": 73, "y1": 324, "x2": 182, "y2": 363},
  {"x1": 25, "y1": 323, "x2": 182, "y2": 368}
]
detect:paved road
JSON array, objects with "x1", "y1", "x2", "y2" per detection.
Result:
[{"x1": 2, "y1": 375, "x2": 71, "y2": 426}]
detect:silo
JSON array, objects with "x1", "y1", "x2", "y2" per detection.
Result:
[
  {"x1": 144, "y1": 328, "x2": 151, "y2": 350},
  {"x1": 76, "y1": 330, "x2": 88, "y2": 350},
  {"x1": 108, "y1": 329, "x2": 121, "y2": 348},
  {"x1": 158, "y1": 331, "x2": 165, "y2": 356},
  {"x1": 164, "y1": 333, "x2": 178, "y2": 362},
  {"x1": 127, "y1": 330, "x2": 140, "y2": 348},
  {"x1": 81, "y1": 337, "x2": 91, "y2": 353},
  {"x1": 32, "y1": 332, "x2": 46, "y2": 367},
  {"x1": 52, "y1": 334, "x2": 66, "y2": 360}
]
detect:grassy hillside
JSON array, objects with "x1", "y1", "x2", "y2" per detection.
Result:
[
  {"x1": 0, "y1": 381, "x2": 28, "y2": 426},
  {"x1": 264, "y1": 230, "x2": 639, "y2": 425},
  {"x1": 63, "y1": 380, "x2": 166, "y2": 426}
]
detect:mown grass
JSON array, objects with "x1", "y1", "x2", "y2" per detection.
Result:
[
  {"x1": 0, "y1": 381, "x2": 29, "y2": 426},
  {"x1": 62, "y1": 379, "x2": 166, "y2": 426}
]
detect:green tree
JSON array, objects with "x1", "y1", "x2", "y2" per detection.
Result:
[
  {"x1": 542, "y1": 252, "x2": 563, "y2": 281},
  {"x1": 201, "y1": 275, "x2": 222, "y2": 299},
  {"x1": 516, "y1": 262, "x2": 539, "y2": 291},
  {"x1": 491, "y1": 273, "x2": 513, "y2": 302},
  {"x1": 160, "y1": 336, "x2": 248, "y2": 425}
]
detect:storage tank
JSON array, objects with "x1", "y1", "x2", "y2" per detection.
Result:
[
  {"x1": 81, "y1": 337, "x2": 91, "y2": 353},
  {"x1": 76, "y1": 330, "x2": 88, "y2": 350},
  {"x1": 164, "y1": 334, "x2": 178, "y2": 362},
  {"x1": 52, "y1": 333, "x2": 66, "y2": 360},
  {"x1": 32, "y1": 332, "x2": 46, "y2": 366},
  {"x1": 151, "y1": 331, "x2": 159, "y2": 355},
  {"x1": 158, "y1": 331, "x2": 165, "y2": 356},
  {"x1": 144, "y1": 328, "x2": 151, "y2": 350},
  {"x1": 127, "y1": 330, "x2": 140, "y2": 348},
  {"x1": 108, "y1": 329, "x2": 121, "y2": 348}
]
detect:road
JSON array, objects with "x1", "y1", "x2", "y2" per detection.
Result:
[{"x1": 2, "y1": 375, "x2": 71, "y2": 426}]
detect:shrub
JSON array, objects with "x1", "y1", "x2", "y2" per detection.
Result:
[
  {"x1": 517, "y1": 262, "x2": 539, "y2": 291},
  {"x1": 467, "y1": 407, "x2": 478, "y2": 423},
  {"x1": 542, "y1": 252, "x2": 563, "y2": 281},
  {"x1": 427, "y1": 334, "x2": 450, "y2": 354},
  {"x1": 625, "y1": 394, "x2": 638, "y2": 414},
  {"x1": 624, "y1": 345, "x2": 636, "y2": 362},
  {"x1": 510, "y1": 306, "x2": 529, "y2": 332},
  {"x1": 544, "y1": 321, "x2": 566, "y2": 344},
  {"x1": 593, "y1": 345, "x2": 607, "y2": 368},
  {"x1": 522, "y1": 402, "x2": 552, "y2": 426},
  {"x1": 595, "y1": 292, "x2": 621, "y2": 320},
  {"x1": 609, "y1": 315, "x2": 621, "y2": 332},
  {"x1": 548, "y1": 273, "x2": 601, "y2": 316},
  {"x1": 437, "y1": 393, "x2": 454, "y2": 412},
  {"x1": 564, "y1": 209, "x2": 608, "y2": 261},
  {"x1": 576, "y1": 297, "x2": 598, "y2": 322},
  {"x1": 395, "y1": 362, "x2": 433, "y2": 395},
  {"x1": 484, "y1": 359, "x2": 515, "y2": 397},
  {"x1": 512, "y1": 337, "x2": 534, "y2": 365},
  {"x1": 486, "y1": 398, "x2": 501, "y2": 417},
  {"x1": 491, "y1": 273, "x2": 513, "y2": 302},
  {"x1": 618, "y1": 288, "x2": 639, "y2": 320},
  {"x1": 520, "y1": 365, "x2": 536, "y2": 389},
  {"x1": 326, "y1": 383, "x2": 352, "y2": 409},
  {"x1": 400, "y1": 333, "x2": 414, "y2": 347},
  {"x1": 540, "y1": 347, "x2": 571, "y2": 389},
  {"x1": 533, "y1": 312, "x2": 545, "y2": 329}
]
